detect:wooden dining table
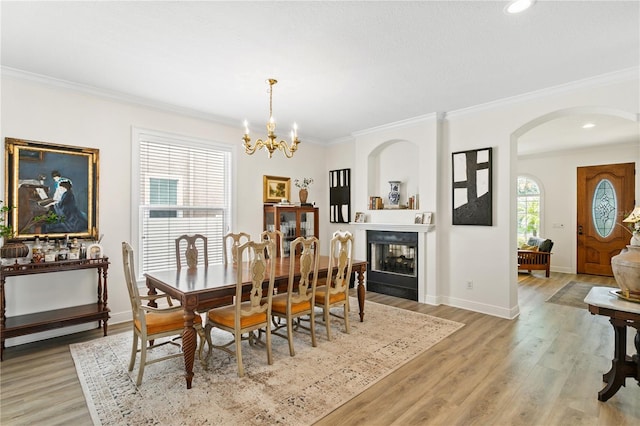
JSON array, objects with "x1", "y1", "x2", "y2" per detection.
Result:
[{"x1": 144, "y1": 255, "x2": 367, "y2": 389}]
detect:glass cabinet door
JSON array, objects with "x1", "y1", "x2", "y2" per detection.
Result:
[{"x1": 300, "y1": 210, "x2": 315, "y2": 237}]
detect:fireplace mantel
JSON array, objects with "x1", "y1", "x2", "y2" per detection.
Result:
[{"x1": 350, "y1": 223, "x2": 435, "y2": 233}]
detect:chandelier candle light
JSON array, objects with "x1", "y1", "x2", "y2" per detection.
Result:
[{"x1": 243, "y1": 79, "x2": 300, "y2": 158}]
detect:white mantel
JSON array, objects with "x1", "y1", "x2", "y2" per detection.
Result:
[{"x1": 350, "y1": 222, "x2": 435, "y2": 233}]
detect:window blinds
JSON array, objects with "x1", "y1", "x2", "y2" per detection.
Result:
[{"x1": 138, "y1": 135, "x2": 231, "y2": 273}]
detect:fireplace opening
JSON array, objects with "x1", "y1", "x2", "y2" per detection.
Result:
[{"x1": 367, "y1": 230, "x2": 418, "y2": 301}]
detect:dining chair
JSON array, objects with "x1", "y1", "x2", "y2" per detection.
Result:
[
  {"x1": 270, "y1": 236, "x2": 320, "y2": 356},
  {"x1": 260, "y1": 229, "x2": 285, "y2": 258},
  {"x1": 204, "y1": 239, "x2": 276, "y2": 377},
  {"x1": 223, "y1": 232, "x2": 251, "y2": 265},
  {"x1": 122, "y1": 241, "x2": 205, "y2": 386},
  {"x1": 314, "y1": 230, "x2": 354, "y2": 340},
  {"x1": 175, "y1": 234, "x2": 208, "y2": 269}
]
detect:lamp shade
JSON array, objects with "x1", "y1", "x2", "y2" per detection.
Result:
[{"x1": 622, "y1": 206, "x2": 640, "y2": 223}]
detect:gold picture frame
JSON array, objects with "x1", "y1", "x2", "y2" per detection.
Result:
[
  {"x1": 4, "y1": 138, "x2": 99, "y2": 240},
  {"x1": 263, "y1": 175, "x2": 291, "y2": 203}
]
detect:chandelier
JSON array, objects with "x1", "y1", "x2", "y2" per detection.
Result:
[{"x1": 242, "y1": 79, "x2": 300, "y2": 158}]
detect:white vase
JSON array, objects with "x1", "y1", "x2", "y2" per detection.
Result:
[
  {"x1": 388, "y1": 181, "x2": 401, "y2": 206},
  {"x1": 611, "y1": 245, "x2": 640, "y2": 298}
]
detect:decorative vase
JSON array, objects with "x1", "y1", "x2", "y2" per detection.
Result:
[
  {"x1": 611, "y1": 245, "x2": 640, "y2": 298},
  {"x1": 299, "y1": 188, "x2": 308, "y2": 204},
  {"x1": 388, "y1": 181, "x2": 401, "y2": 206},
  {"x1": 0, "y1": 238, "x2": 30, "y2": 260}
]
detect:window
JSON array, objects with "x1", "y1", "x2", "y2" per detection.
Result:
[
  {"x1": 133, "y1": 128, "x2": 233, "y2": 276},
  {"x1": 517, "y1": 176, "x2": 542, "y2": 246},
  {"x1": 592, "y1": 178, "x2": 617, "y2": 238}
]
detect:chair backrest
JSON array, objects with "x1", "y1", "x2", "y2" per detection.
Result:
[
  {"x1": 175, "y1": 234, "x2": 208, "y2": 269},
  {"x1": 326, "y1": 230, "x2": 354, "y2": 295},
  {"x1": 223, "y1": 232, "x2": 251, "y2": 265},
  {"x1": 287, "y1": 236, "x2": 320, "y2": 303},
  {"x1": 260, "y1": 229, "x2": 285, "y2": 258},
  {"x1": 122, "y1": 241, "x2": 145, "y2": 328},
  {"x1": 234, "y1": 239, "x2": 276, "y2": 327}
]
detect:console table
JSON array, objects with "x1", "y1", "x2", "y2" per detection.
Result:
[
  {"x1": 584, "y1": 286, "x2": 640, "y2": 401},
  {"x1": 0, "y1": 257, "x2": 110, "y2": 360}
]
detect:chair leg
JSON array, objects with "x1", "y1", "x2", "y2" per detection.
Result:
[
  {"x1": 324, "y1": 306, "x2": 332, "y2": 341},
  {"x1": 266, "y1": 325, "x2": 273, "y2": 366},
  {"x1": 235, "y1": 330, "x2": 244, "y2": 377},
  {"x1": 310, "y1": 310, "x2": 317, "y2": 348},
  {"x1": 343, "y1": 300, "x2": 350, "y2": 334},
  {"x1": 204, "y1": 323, "x2": 213, "y2": 363},
  {"x1": 286, "y1": 316, "x2": 295, "y2": 356},
  {"x1": 129, "y1": 332, "x2": 138, "y2": 372},
  {"x1": 136, "y1": 340, "x2": 148, "y2": 386}
]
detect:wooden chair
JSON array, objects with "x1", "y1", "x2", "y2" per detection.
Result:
[
  {"x1": 260, "y1": 229, "x2": 285, "y2": 258},
  {"x1": 122, "y1": 241, "x2": 205, "y2": 386},
  {"x1": 314, "y1": 230, "x2": 353, "y2": 340},
  {"x1": 175, "y1": 234, "x2": 208, "y2": 269},
  {"x1": 204, "y1": 239, "x2": 276, "y2": 377},
  {"x1": 270, "y1": 236, "x2": 320, "y2": 356},
  {"x1": 223, "y1": 232, "x2": 250, "y2": 265}
]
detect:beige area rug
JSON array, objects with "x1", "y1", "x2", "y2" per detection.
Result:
[
  {"x1": 70, "y1": 298, "x2": 464, "y2": 425},
  {"x1": 546, "y1": 281, "x2": 617, "y2": 309}
]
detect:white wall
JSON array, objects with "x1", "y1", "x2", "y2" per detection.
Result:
[
  {"x1": 1, "y1": 74, "x2": 328, "y2": 346},
  {"x1": 519, "y1": 142, "x2": 639, "y2": 274},
  {"x1": 2, "y1": 68, "x2": 638, "y2": 347},
  {"x1": 443, "y1": 72, "x2": 639, "y2": 318}
]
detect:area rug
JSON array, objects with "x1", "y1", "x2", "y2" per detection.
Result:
[
  {"x1": 546, "y1": 281, "x2": 617, "y2": 309},
  {"x1": 70, "y1": 298, "x2": 464, "y2": 425}
]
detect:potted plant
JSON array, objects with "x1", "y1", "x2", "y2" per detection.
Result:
[
  {"x1": 0, "y1": 200, "x2": 64, "y2": 260},
  {"x1": 294, "y1": 177, "x2": 313, "y2": 204}
]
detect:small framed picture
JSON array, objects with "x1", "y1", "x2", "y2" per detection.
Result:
[
  {"x1": 87, "y1": 243, "x2": 103, "y2": 259},
  {"x1": 423, "y1": 212, "x2": 433, "y2": 225},
  {"x1": 414, "y1": 213, "x2": 423, "y2": 224},
  {"x1": 354, "y1": 212, "x2": 365, "y2": 223}
]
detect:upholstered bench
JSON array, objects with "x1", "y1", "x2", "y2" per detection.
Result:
[{"x1": 518, "y1": 237, "x2": 554, "y2": 277}]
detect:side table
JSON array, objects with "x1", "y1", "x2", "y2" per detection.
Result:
[{"x1": 584, "y1": 286, "x2": 640, "y2": 401}]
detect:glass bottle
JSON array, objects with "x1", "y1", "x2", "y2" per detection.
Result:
[
  {"x1": 69, "y1": 238, "x2": 80, "y2": 260},
  {"x1": 57, "y1": 239, "x2": 69, "y2": 261},
  {"x1": 32, "y1": 236, "x2": 43, "y2": 263},
  {"x1": 44, "y1": 239, "x2": 56, "y2": 262}
]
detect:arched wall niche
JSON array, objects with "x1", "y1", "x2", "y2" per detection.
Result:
[{"x1": 367, "y1": 138, "x2": 419, "y2": 206}]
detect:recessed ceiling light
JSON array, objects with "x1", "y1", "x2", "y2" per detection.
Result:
[
  {"x1": 582, "y1": 123, "x2": 596, "y2": 129},
  {"x1": 505, "y1": 0, "x2": 536, "y2": 14}
]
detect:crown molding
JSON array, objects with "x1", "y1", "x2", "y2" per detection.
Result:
[
  {"x1": 445, "y1": 67, "x2": 640, "y2": 119},
  {"x1": 1, "y1": 66, "x2": 243, "y2": 127},
  {"x1": 351, "y1": 112, "x2": 440, "y2": 137}
]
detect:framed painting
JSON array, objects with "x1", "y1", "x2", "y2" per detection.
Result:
[
  {"x1": 452, "y1": 147, "x2": 492, "y2": 226},
  {"x1": 4, "y1": 138, "x2": 99, "y2": 239},
  {"x1": 263, "y1": 175, "x2": 291, "y2": 203}
]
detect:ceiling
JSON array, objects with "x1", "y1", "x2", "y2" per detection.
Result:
[{"x1": 1, "y1": 1, "x2": 639, "y2": 151}]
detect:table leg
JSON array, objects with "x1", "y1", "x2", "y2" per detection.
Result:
[
  {"x1": 599, "y1": 318, "x2": 637, "y2": 401},
  {"x1": 181, "y1": 300, "x2": 198, "y2": 389},
  {"x1": 356, "y1": 266, "x2": 365, "y2": 322}
]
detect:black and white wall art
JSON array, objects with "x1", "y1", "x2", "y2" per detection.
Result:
[
  {"x1": 329, "y1": 168, "x2": 351, "y2": 223},
  {"x1": 452, "y1": 147, "x2": 492, "y2": 226}
]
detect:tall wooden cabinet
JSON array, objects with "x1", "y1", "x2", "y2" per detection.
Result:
[{"x1": 263, "y1": 204, "x2": 319, "y2": 257}]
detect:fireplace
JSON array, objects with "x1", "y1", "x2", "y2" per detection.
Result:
[{"x1": 367, "y1": 230, "x2": 418, "y2": 301}]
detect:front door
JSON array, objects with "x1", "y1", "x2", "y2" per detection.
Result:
[{"x1": 577, "y1": 162, "x2": 635, "y2": 276}]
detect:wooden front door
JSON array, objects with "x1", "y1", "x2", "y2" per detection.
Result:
[{"x1": 577, "y1": 162, "x2": 635, "y2": 276}]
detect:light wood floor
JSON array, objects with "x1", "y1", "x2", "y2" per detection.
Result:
[{"x1": 1, "y1": 272, "x2": 639, "y2": 425}]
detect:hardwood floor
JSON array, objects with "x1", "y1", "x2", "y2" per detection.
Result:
[{"x1": 2, "y1": 272, "x2": 638, "y2": 425}]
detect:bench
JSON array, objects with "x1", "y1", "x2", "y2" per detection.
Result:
[{"x1": 518, "y1": 237, "x2": 554, "y2": 277}]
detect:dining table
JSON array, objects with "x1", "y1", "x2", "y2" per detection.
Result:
[{"x1": 144, "y1": 255, "x2": 367, "y2": 389}]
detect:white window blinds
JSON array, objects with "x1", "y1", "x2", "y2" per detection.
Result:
[{"x1": 136, "y1": 130, "x2": 231, "y2": 274}]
